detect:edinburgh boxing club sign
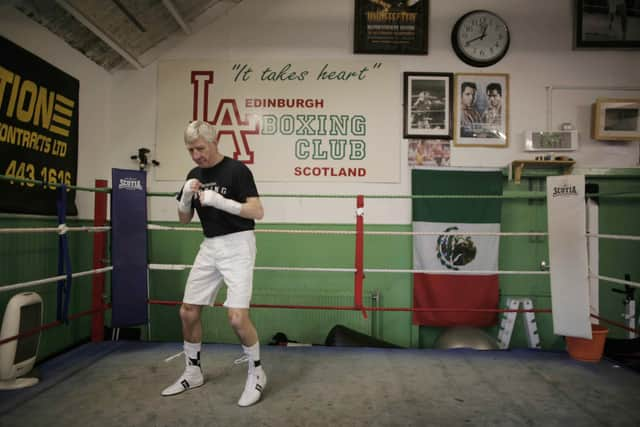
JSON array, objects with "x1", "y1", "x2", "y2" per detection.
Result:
[{"x1": 156, "y1": 60, "x2": 400, "y2": 183}]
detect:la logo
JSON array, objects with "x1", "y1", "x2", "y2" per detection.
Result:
[{"x1": 190, "y1": 71, "x2": 259, "y2": 163}]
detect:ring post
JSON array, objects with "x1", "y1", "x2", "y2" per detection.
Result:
[
  {"x1": 91, "y1": 179, "x2": 108, "y2": 342},
  {"x1": 355, "y1": 195, "x2": 366, "y2": 318}
]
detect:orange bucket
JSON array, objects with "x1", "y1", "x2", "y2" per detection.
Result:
[{"x1": 566, "y1": 324, "x2": 609, "y2": 362}]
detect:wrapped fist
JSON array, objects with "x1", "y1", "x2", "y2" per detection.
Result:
[{"x1": 199, "y1": 189, "x2": 242, "y2": 215}]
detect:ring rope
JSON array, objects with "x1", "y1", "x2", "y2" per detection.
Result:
[
  {"x1": 364, "y1": 269, "x2": 549, "y2": 275},
  {"x1": 148, "y1": 263, "x2": 548, "y2": 276},
  {"x1": 146, "y1": 224, "x2": 639, "y2": 241},
  {"x1": 148, "y1": 263, "x2": 355, "y2": 273},
  {"x1": 147, "y1": 224, "x2": 357, "y2": 235},
  {"x1": 145, "y1": 191, "x2": 550, "y2": 199},
  {"x1": 257, "y1": 230, "x2": 552, "y2": 237},
  {"x1": 256, "y1": 266, "x2": 355, "y2": 273},
  {"x1": 257, "y1": 229, "x2": 355, "y2": 235},
  {"x1": 0, "y1": 174, "x2": 110, "y2": 193},
  {"x1": 591, "y1": 313, "x2": 640, "y2": 334},
  {"x1": 1, "y1": 266, "x2": 113, "y2": 293},
  {"x1": 3, "y1": 174, "x2": 637, "y2": 341},
  {"x1": 586, "y1": 233, "x2": 640, "y2": 241},
  {"x1": 0, "y1": 225, "x2": 111, "y2": 234},
  {"x1": 0, "y1": 305, "x2": 111, "y2": 346},
  {"x1": 3, "y1": 174, "x2": 639, "y2": 200},
  {"x1": 147, "y1": 301, "x2": 638, "y2": 335},
  {"x1": 595, "y1": 274, "x2": 640, "y2": 289},
  {"x1": 4, "y1": 225, "x2": 637, "y2": 241},
  {"x1": 146, "y1": 300, "x2": 639, "y2": 335},
  {"x1": 359, "y1": 231, "x2": 549, "y2": 237},
  {"x1": 148, "y1": 224, "x2": 550, "y2": 237},
  {"x1": 148, "y1": 299, "x2": 552, "y2": 313},
  {"x1": 144, "y1": 190, "x2": 640, "y2": 199}
]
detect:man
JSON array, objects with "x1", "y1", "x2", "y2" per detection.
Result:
[
  {"x1": 412, "y1": 90, "x2": 432, "y2": 129},
  {"x1": 162, "y1": 120, "x2": 266, "y2": 407},
  {"x1": 460, "y1": 82, "x2": 481, "y2": 137},
  {"x1": 481, "y1": 82, "x2": 502, "y2": 128}
]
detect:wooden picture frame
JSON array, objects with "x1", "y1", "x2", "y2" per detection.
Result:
[
  {"x1": 592, "y1": 98, "x2": 640, "y2": 141},
  {"x1": 454, "y1": 73, "x2": 509, "y2": 148},
  {"x1": 574, "y1": 0, "x2": 640, "y2": 49},
  {"x1": 403, "y1": 72, "x2": 453, "y2": 139},
  {"x1": 354, "y1": 0, "x2": 429, "y2": 55}
]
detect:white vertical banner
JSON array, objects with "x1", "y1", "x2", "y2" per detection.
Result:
[
  {"x1": 156, "y1": 59, "x2": 400, "y2": 183},
  {"x1": 547, "y1": 175, "x2": 591, "y2": 339},
  {"x1": 586, "y1": 197, "x2": 599, "y2": 324}
]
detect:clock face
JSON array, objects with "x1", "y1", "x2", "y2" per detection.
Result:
[{"x1": 452, "y1": 10, "x2": 510, "y2": 67}]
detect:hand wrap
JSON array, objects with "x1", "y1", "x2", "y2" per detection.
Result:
[
  {"x1": 177, "y1": 179, "x2": 199, "y2": 213},
  {"x1": 200, "y1": 189, "x2": 242, "y2": 215}
]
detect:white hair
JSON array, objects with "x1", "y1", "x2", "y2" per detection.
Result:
[{"x1": 184, "y1": 120, "x2": 216, "y2": 145}]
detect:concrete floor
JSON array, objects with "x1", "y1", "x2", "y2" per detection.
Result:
[{"x1": 1, "y1": 341, "x2": 640, "y2": 427}]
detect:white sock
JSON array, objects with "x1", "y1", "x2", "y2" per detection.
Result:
[
  {"x1": 184, "y1": 341, "x2": 201, "y2": 366},
  {"x1": 242, "y1": 342, "x2": 260, "y2": 365}
]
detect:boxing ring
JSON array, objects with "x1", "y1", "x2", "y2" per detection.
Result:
[{"x1": 1, "y1": 172, "x2": 640, "y2": 426}]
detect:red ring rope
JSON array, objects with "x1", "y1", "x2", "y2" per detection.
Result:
[
  {"x1": 148, "y1": 299, "x2": 552, "y2": 313},
  {"x1": 0, "y1": 304, "x2": 111, "y2": 346},
  {"x1": 591, "y1": 313, "x2": 639, "y2": 335}
]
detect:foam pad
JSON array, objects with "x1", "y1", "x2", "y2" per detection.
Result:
[
  {"x1": 111, "y1": 169, "x2": 148, "y2": 327},
  {"x1": 325, "y1": 324, "x2": 401, "y2": 348}
]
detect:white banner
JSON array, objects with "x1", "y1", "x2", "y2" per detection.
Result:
[
  {"x1": 156, "y1": 59, "x2": 400, "y2": 183},
  {"x1": 547, "y1": 175, "x2": 591, "y2": 339}
]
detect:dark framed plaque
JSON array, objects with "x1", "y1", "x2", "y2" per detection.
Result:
[
  {"x1": 574, "y1": 0, "x2": 640, "y2": 49},
  {"x1": 403, "y1": 72, "x2": 453, "y2": 139},
  {"x1": 354, "y1": 0, "x2": 429, "y2": 55}
]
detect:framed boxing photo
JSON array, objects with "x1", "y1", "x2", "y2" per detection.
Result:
[
  {"x1": 454, "y1": 73, "x2": 509, "y2": 148},
  {"x1": 403, "y1": 72, "x2": 453, "y2": 139},
  {"x1": 592, "y1": 98, "x2": 640, "y2": 141}
]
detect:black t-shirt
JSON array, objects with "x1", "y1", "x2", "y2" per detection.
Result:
[{"x1": 176, "y1": 157, "x2": 259, "y2": 237}]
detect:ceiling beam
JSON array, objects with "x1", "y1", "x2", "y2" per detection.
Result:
[
  {"x1": 112, "y1": 0, "x2": 147, "y2": 33},
  {"x1": 137, "y1": 0, "x2": 237, "y2": 67},
  {"x1": 54, "y1": 0, "x2": 143, "y2": 70},
  {"x1": 162, "y1": 0, "x2": 192, "y2": 35}
]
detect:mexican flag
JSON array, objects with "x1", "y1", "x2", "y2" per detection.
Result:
[{"x1": 412, "y1": 169, "x2": 502, "y2": 326}]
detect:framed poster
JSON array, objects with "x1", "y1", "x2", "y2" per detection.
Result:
[
  {"x1": 575, "y1": 0, "x2": 640, "y2": 49},
  {"x1": 408, "y1": 139, "x2": 451, "y2": 167},
  {"x1": 403, "y1": 72, "x2": 453, "y2": 139},
  {"x1": 454, "y1": 73, "x2": 509, "y2": 148},
  {"x1": 354, "y1": 0, "x2": 429, "y2": 55},
  {"x1": 592, "y1": 98, "x2": 640, "y2": 140}
]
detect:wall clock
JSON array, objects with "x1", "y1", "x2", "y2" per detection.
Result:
[{"x1": 451, "y1": 10, "x2": 510, "y2": 67}]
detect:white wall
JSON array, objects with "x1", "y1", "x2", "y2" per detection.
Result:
[
  {"x1": 0, "y1": 5, "x2": 112, "y2": 219},
  {"x1": 126, "y1": 0, "x2": 640, "y2": 224},
  {"x1": 3, "y1": 1, "x2": 640, "y2": 221}
]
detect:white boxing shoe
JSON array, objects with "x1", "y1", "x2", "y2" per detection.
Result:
[
  {"x1": 237, "y1": 365, "x2": 267, "y2": 407},
  {"x1": 161, "y1": 365, "x2": 204, "y2": 396}
]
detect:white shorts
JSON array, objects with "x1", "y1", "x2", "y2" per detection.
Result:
[{"x1": 183, "y1": 230, "x2": 256, "y2": 308}]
